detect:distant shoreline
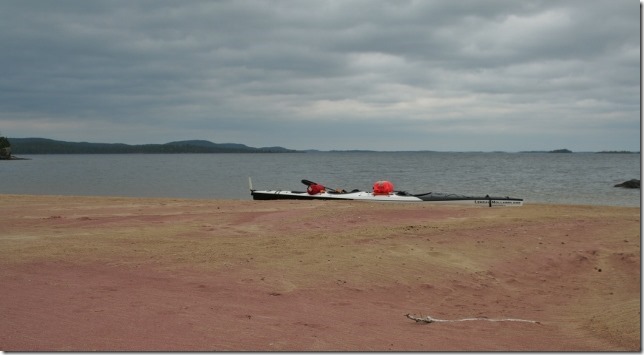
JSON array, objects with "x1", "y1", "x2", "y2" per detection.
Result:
[{"x1": 3, "y1": 137, "x2": 640, "y2": 155}]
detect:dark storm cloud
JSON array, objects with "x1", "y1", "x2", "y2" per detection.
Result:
[{"x1": 0, "y1": 0, "x2": 639, "y2": 151}]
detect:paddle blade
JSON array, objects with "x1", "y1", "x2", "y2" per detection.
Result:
[{"x1": 301, "y1": 179, "x2": 316, "y2": 186}]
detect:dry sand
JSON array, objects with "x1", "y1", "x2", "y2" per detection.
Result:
[{"x1": 0, "y1": 194, "x2": 640, "y2": 351}]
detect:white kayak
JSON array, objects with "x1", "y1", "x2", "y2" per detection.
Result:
[{"x1": 249, "y1": 178, "x2": 524, "y2": 207}]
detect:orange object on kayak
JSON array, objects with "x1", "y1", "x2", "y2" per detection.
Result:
[
  {"x1": 373, "y1": 180, "x2": 394, "y2": 195},
  {"x1": 307, "y1": 183, "x2": 325, "y2": 195}
]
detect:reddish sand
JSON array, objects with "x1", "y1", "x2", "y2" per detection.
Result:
[{"x1": 0, "y1": 194, "x2": 640, "y2": 351}]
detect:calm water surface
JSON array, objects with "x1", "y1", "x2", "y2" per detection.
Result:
[{"x1": 0, "y1": 152, "x2": 640, "y2": 206}]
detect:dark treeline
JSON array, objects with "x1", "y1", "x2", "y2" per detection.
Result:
[{"x1": 9, "y1": 138, "x2": 298, "y2": 154}]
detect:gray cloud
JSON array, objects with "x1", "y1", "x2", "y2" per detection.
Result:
[{"x1": 0, "y1": 0, "x2": 639, "y2": 151}]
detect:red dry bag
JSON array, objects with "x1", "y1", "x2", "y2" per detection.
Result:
[
  {"x1": 307, "y1": 183, "x2": 325, "y2": 195},
  {"x1": 373, "y1": 180, "x2": 394, "y2": 195}
]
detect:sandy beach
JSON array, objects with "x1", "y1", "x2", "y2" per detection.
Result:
[{"x1": 0, "y1": 194, "x2": 640, "y2": 351}]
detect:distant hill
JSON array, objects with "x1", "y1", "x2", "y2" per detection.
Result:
[
  {"x1": 165, "y1": 140, "x2": 248, "y2": 150},
  {"x1": 163, "y1": 140, "x2": 294, "y2": 153},
  {"x1": 520, "y1": 149, "x2": 574, "y2": 153},
  {"x1": 9, "y1": 138, "x2": 298, "y2": 154}
]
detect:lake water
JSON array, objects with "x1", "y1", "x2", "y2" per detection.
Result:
[{"x1": 0, "y1": 152, "x2": 640, "y2": 206}]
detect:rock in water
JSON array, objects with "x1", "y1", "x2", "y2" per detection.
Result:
[{"x1": 614, "y1": 179, "x2": 640, "y2": 188}]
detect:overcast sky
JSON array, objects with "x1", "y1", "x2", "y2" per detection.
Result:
[{"x1": 0, "y1": 0, "x2": 639, "y2": 151}]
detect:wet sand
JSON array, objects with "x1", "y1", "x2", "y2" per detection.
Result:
[{"x1": 0, "y1": 194, "x2": 640, "y2": 351}]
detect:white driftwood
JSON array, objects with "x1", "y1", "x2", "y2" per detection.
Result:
[{"x1": 405, "y1": 313, "x2": 540, "y2": 324}]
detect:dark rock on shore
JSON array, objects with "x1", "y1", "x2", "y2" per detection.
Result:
[{"x1": 614, "y1": 179, "x2": 640, "y2": 189}]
